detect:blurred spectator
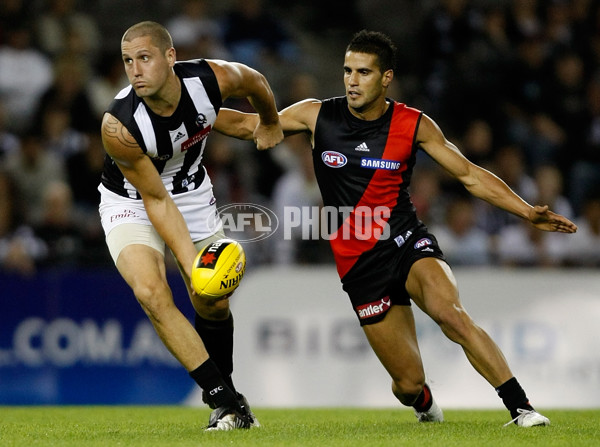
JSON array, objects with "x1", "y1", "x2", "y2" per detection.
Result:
[
  {"x1": 505, "y1": 31, "x2": 548, "y2": 118},
  {"x1": 417, "y1": 0, "x2": 480, "y2": 122},
  {"x1": 496, "y1": 218, "x2": 567, "y2": 267},
  {"x1": 503, "y1": 31, "x2": 566, "y2": 167},
  {"x1": 65, "y1": 127, "x2": 109, "y2": 266},
  {"x1": 271, "y1": 135, "x2": 326, "y2": 265},
  {"x1": 201, "y1": 133, "x2": 275, "y2": 266},
  {"x1": 279, "y1": 72, "x2": 319, "y2": 108},
  {"x1": 430, "y1": 196, "x2": 492, "y2": 266},
  {"x1": 290, "y1": 0, "x2": 361, "y2": 35},
  {"x1": 0, "y1": 0, "x2": 31, "y2": 45},
  {"x1": 249, "y1": 72, "x2": 322, "y2": 204},
  {"x1": 33, "y1": 180, "x2": 85, "y2": 268},
  {"x1": 475, "y1": 144, "x2": 538, "y2": 255},
  {"x1": 65, "y1": 127, "x2": 104, "y2": 213},
  {"x1": 166, "y1": 0, "x2": 230, "y2": 61},
  {"x1": 228, "y1": 131, "x2": 283, "y2": 203},
  {"x1": 268, "y1": 71, "x2": 330, "y2": 264},
  {"x1": 40, "y1": 105, "x2": 87, "y2": 159},
  {"x1": 33, "y1": 54, "x2": 96, "y2": 134},
  {"x1": 495, "y1": 157, "x2": 571, "y2": 267},
  {"x1": 0, "y1": 23, "x2": 53, "y2": 133},
  {"x1": 87, "y1": 52, "x2": 128, "y2": 120},
  {"x1": 542, "y1": 0, "x2": 578, "y2": 51},
  {"x1": 585, "y1": 0, "x2": 600, "y2": 68},
  {"x1": 460, "y1": 118, "x2": 495, "y2": 167},
  {"x1": 494, "y1": 163, "x2": 575, "y2": 267},
  {"x1": 0, "y1": 170, "x2": 45, "y2": 275},
  {"x1": 493, "y1": 144, "x2": 537, "y2": 202},
  {"x1": 221, "y1": 0, "x2": 299, "y2": 70},
  {"x1": 4, "y1": 133, "x2": 67, "y2": 225},
  {"x1": 569, "y1": 72, "x2": 600, "y2": 214},
  {"x1": 541, "y1": 50, "x2": 587, "y2": 168},
  {"x1": 34, "y1": 0, "x2": 100, "y2": 61},
  {"x1": 0, "y1": 100, "x2": 20, "y2": 161},
  {"x1": 409, "y1": 166, "x2": 446, "y2": 228},
  {"x1": 506, "y1": 0, "x2": 543, "y2": 43},
  {"x1": 205, "y1": 116, "x2": 282, "y2": 208},
  {"x1": 564, "y1": 191, "x2": 600, "y2": 267},
  {"x1": 533, "y1": 164, "x2": 574, "y2": 220},
  {"x1": 202, "y1": 131, "x2": 246, "y2": 206},
  {"x1": 456, "y1": 5, "x2": 514, "y2": 125}
]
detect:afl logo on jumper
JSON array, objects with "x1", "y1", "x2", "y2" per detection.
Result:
[
  {"x1": 322, "y1": 151, "x2": 347, "y2": 168},
  {"x1": 414, "y1": 238, "x2": 432, "y2": 249}
]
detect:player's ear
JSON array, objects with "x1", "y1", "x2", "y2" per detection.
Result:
[
  {"x1": 382, "y1": 69, "x2": 394, "y2": 88},
  {"x1": 166, "y1": 47, "x2": 176, "y2": 66}
]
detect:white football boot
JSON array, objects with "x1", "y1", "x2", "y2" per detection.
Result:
[
  {"x1": 503, "y1": 408, "x2": 551, "y2": 427},
  {"x1": 414, "y1": 397, "x2": 444, "y2": 422}
]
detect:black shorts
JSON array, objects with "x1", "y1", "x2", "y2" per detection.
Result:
[{"x1": 341, "y1": 224, "x2": 446, "y2": 326}]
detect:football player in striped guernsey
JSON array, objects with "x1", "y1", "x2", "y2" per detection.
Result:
[{"x1": 98, "y1": 21, "x2": 283, "y2": 431}]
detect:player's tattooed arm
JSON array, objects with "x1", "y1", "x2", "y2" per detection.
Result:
[
  {"x1": 101, "y1": 113, "x2": 167, "y2": 203},
  {"x1": 101, "y1": 113, "x2": 147, "y2": 171},
  {"x1": 102, "y1": 114, "x2": 140, "y2": 151}
]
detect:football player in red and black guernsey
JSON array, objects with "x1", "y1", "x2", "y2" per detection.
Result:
[{"x1": 216, "y1": 29, "x2": 577, "y2": 427}]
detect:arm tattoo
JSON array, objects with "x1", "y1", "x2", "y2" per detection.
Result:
[{"x1": 104, "y1": 115, "x2": 139, "y2": 149}]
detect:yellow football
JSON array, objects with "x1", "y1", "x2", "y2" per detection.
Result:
[{"x1": 191, "y1": 238, "x2": 246, "y2": 298}]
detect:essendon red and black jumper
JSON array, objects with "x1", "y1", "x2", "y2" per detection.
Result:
[{"x1": 313, "y1": 97, "x2": 446, "y2": 325}]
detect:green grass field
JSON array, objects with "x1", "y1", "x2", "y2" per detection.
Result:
[{"x1": 0, "y1": 407, "x2": 598, "y2": 446}]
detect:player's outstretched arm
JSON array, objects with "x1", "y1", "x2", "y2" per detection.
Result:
[
  {"x1": 417, "y1": 113, "x2": 577, "y2": 234},
  {"x1": 214, "y1": 108, "x2": 257, "y2": 140},
  {"x1": 215, "y1": 99, "x2": 321, "y2": 147},
  {"x1": 278, "y1": 99, "x2": 321, "y2": 138},
  {"x1": 208, "y1": 59, "x2": 283, "y2": 150}
]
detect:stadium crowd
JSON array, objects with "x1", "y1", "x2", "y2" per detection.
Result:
[{"x1": 1, "y1": 0, "x2": 599, "y2": 274}]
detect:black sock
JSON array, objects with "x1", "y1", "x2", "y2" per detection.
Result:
[
  {"x1": 412, "y1": 383, "x2": 433, "y2": 412},
  {"x1": 194, "y1": 312, "x2": 235, "y2": 393},
  {"x1": 189, "y1": 359, "x2": 238, "y2": 409},
  {"x1": 496, "y1": 377, "x2": 534, "y2": 419}
]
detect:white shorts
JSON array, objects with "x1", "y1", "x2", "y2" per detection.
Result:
[{"x1": 99, "y1": 182, "x2": 223, "y2": 262}]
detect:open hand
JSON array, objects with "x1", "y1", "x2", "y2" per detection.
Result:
[{"x1": 529, "y1": 205, "x2": 578, "y2": 233}]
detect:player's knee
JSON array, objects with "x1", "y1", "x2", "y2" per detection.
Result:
[{"x1": 133, "y1": 281, "x2": 172, "y2": 319}]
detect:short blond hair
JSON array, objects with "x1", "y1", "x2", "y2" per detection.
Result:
[{"x1": 122, "y1": 21, "x2": 173, "y2": 53}]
